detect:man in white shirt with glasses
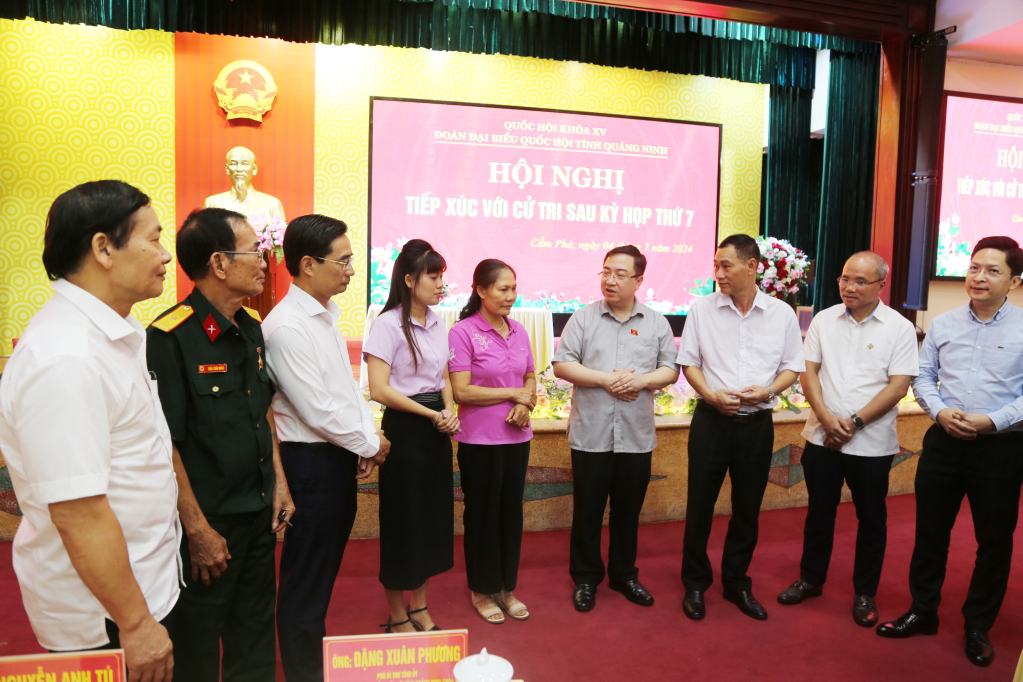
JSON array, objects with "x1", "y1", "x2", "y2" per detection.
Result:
[
  {"x1": 262, "y1": 214, "x2": 390, "y2": 682},
  {"x1": 777, "y1": 252, "x2": 918, "y2": 629}
]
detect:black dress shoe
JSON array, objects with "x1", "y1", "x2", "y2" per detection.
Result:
[
  {"x1": 723, "y1": 589, "x2": 768, "y2": 620},
  {"x1": 777, "y1": 579, "x2": 823, "y2": 605},
  {"x1": 682, "y1": 590, "x2": 705, "y2": 620},
  {"x1": 573, "y1": 583, "x2": 596, "y2": 612},
  {"x1": 876, "y1": 611, "x2": 939, "y2": 638},
  {"x1": 965, "y1": 629, "x2": 994, "y2": 667},
  {"x1": 852, "y1": 595, "x2": 878, "y2": 627},
  {"x1": 609, "y1": 579, "x2": 654, "y2": 606}
]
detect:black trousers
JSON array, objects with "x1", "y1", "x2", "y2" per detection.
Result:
[
  {"x1": 569, "y1": 449, "x2": 652, "y2": 586},
  {"x1": 171, "y1": 507, "x2": 276, "y2": 682},
  {"x1": 276, "y1": 442, "x2": 359, "y2": 682},
  {"x1": 457, "y1": 441, "x2": 530, "y2": 594},
  {"x1": 682, "y1": 401, "x2": 774, "y2": 593},
  {"x1": 909, "y1": 425, "x2": 1023, "y2": 632},
  {"x1": 799, "y1": 442, "x2": 894, "y2": 596}
]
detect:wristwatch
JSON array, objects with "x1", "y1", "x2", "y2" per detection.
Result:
[
  {"x1": 766, "y1": 388, "x2": 775, "y2": 403},
  {"x1": 851, "y1": 414, "x2": 866, "y2": 430}
]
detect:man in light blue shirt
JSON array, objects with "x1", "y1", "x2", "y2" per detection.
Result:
[{"x1": 877, "y1": 236, "x2": 1023, "y2": 669}]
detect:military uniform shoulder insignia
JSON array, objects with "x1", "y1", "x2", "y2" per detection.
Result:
[
  {"x1": 151, "y1": 305, "x2": 194, "y2": 332},
  {"x1": 241, "y1": 305, "x2": 262, "y2": 323}
]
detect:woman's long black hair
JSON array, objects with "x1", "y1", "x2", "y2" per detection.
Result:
[
  {"x1": 381, "y1": 239, "x2": 446, "y2": 372},
  {"x1": 459, "y1": 259, "x2": 516, "y2": 321}
]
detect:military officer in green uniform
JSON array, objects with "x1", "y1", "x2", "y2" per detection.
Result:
[{"x1": 147, "y1": 207, "x2": 294, "y2": 682}]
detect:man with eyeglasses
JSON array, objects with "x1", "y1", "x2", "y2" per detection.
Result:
[
  {"x1": 677, "y1": 234, "x2": 804, "y2": 621},
  {"x1": 261, "y1": 215, "x2": 391, "y2": 682},
  {"x1": 553, "y1": 245, "x2": 680, "y2": 612},
  {"x1": 777, "y1": 252, "x2": 918, "y2": 628},
  {"x1": 877, "y1": 236, "x2": 1023, "y2": 668},
  {"x1": 147, "y1": 207, "x2": 295, "y2": 682}
]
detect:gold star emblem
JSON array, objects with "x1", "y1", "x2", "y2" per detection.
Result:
[{"x1": 238, "y1": 70, "x2": 254, "y2": 85}]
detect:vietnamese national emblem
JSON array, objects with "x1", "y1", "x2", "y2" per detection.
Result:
[{"x1": 214, "y1": 60, "x2": 278, "y2": 122}]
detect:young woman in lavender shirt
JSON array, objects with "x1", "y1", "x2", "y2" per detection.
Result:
[
  {"x1": 449, "y1": 259, "x2": 537, "y2": 624},
  {"x1": 364, "y1": 240, "x2": 460, "y2": 633}
]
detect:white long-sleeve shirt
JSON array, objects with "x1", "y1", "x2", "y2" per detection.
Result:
[{"x1": 262, "y1": 284, "x2": 380, "y2": 457}]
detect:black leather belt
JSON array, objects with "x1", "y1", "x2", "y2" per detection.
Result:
[
  {"x1": 696, "y1": 400, "x2": 772, "y2": 424},
  {"x1": 410, "y1": 391, "x2": 443, "y2": 405}
]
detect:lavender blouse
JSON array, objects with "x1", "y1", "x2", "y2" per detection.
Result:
[{"x1": 363, "y1": 307, "x2": 448, "y2": 396}]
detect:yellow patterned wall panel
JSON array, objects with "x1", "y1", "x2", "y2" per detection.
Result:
[
  {"x1": 0, "y1": 18, "x2": 175, "y2": 354},
  {"x1": 315, "y1": 45, "x2": 765, "y2": 337},
  {"x1": 0, "y1": 24, "x2": 762, "y2": 350}
]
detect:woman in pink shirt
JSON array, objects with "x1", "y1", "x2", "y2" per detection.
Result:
[
  {"x1": 449, "y1": 259, "x2": 537, "y2": 624},
  {"x1": 365, "y1": 239, "x2": 460, "y2": 634}
]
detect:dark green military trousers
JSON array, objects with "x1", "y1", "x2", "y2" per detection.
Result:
[{"x1": 171, "y1": 507, "x2": 276, "y2": 682}]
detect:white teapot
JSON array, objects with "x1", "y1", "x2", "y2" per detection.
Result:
[{"x1": 453, "y1": 647, "x2": 514, "y2": 682}]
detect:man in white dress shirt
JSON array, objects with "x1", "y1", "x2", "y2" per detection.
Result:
[
  {"x1": 0, "y1": 181, "x2": 178, "y2": 680},
  {"x1": 262, "y1": 214, "x2": 391, "y2": 682},
  {"x1": 777, "y1": 252, "x2": 918, "y2": 628},
  {"x1": 677, "y1": 234, "x2": 805, "y2": 621}
]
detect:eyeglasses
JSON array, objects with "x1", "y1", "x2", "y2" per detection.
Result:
[
  {"x1": 316, "y1": 255, "x2": 356, "y2": 269},
  {"x1": 837, "y1": 276, "x2": 883, "y2": 289},
  {"x1": 600, "y1": 270, "x2": 638, "y2": 283},
  {"x1": 967, "y1": 265, "x2": 1005, "y2": 276},
  {"x1": 217, "y1": 250, "x2": 267, "y2": 262}
]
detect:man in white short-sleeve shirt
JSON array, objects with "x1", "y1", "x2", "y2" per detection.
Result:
[
  {"x1": 0, "y1": 181, "x2": 179, "y2": 679},
  {"x1": 776, "y1": 252, "x2": 918, "y2": 628},
  {"x1": 676, "y1": 234, "x2": 805, "y2": 622}
]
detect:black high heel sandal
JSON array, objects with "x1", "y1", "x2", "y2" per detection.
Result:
[
  {"x1": 407, "y1": 605, "x2": 441, "y2": 632},
  {"x1": 380, "y1": 615, "x2": 414, "y2": 633}
]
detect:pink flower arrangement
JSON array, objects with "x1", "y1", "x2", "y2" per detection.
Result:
[
  {"x1": 249, "y1": 214, "x2": 288, "y2": 264},
  {"x1": 756, "y1": 237, "x2": 809, "y2": 300}
]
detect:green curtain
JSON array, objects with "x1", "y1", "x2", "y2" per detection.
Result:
[
  {"x1": 4, "y1": 0, "x2": 826, "y2": 89},
  {"x1": 402, "y1": 1, "x2": 875, "y2": 53},
  {"x1": 812, "y1": 49, "x2": 880, "y2": 312},
  {"x1": 763, "y1": 85, "x2": 815, "y2": 250}
]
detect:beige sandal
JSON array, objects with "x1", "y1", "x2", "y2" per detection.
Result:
[
  {"x1": 471, "y1": 592, "x2": 505, "y2": 624},
  {"x1": 494, "y1": 591, "x2": 529, "y2": 620}
]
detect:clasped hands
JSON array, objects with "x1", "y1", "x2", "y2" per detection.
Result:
[
  {"x1": 605, "y1": 369, "x2": 645, "y2": 402},
  {"x1": 820, "y1": 413, "x2": 856, "y2": 450},
  {"x1": 706, "y1": 385, "x2": 773, "y2": 416},
  {"x1": 506, "y1": 386, "x2": 537, "y2": 427},
  {"x1": 937, "y1": 408, "x2": 995, "y2": 440},
  {"x1": 433, "y1": 409, "x2": 461, "y2": 435}
]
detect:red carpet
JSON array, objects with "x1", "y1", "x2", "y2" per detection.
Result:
[{"x1": 2, "y1": 494, "x2": 1022, "y2": 680}]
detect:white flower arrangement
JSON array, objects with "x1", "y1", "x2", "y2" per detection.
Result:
[{"x1": 755, "y1": 237, "x2": 810, "y2": 300}]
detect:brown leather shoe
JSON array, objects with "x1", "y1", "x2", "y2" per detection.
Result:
[
  {"x1": 852, "y1": 595, "x2": 878, "y2": 627},
  {"x1": 777, "y1": 579, "x2": 823, "y2": 605}
]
